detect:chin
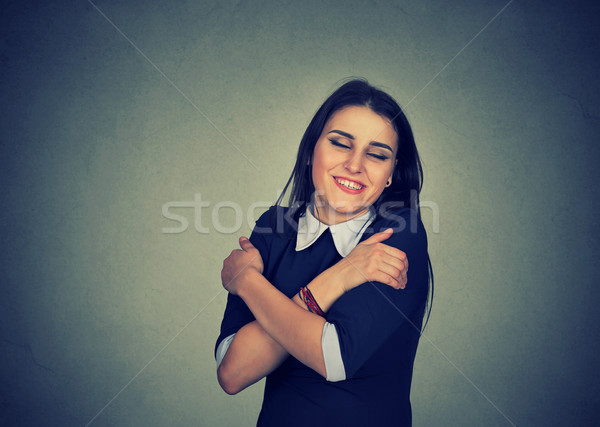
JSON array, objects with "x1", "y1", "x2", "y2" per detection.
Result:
[{"x1": 333, "y1": 204, "x2": 370, "y2": 216}]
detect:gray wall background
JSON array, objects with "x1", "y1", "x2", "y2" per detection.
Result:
[{"x1": 2, "y1": 0, "x2": 599, "y2": 426}]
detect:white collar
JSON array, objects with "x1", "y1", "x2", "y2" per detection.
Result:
[{"x1": 295, "y1": 205, "x2": 375, "y2": 257}]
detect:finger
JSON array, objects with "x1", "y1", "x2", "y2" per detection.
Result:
[
  {"x1": 376, "y1": 262, "x2": 404, "y2": 288},
  {"x1": 362, "y1": 228, "x2": 393, "y2": 245},
  {"x1": 379, "y1": 254, "x2": 408, "y2": 286},
  {"x1": 398, "y1": 269, "x2": 407, "y2": 288},
  {"x1": 372, "y1": 270, "x2": 402, "y2": 290},
  {"x1": 378, "y1": 244, "x2": 408, "y2": 264},
  {"x1": 239, "y1": 236, "x2": 255, "y2": 251},
  {"x1": 225, "y1": 249, "x2": 241, "y2": 261},
  {"x1": 378, "y1": 246, "x2": 409, "y2": 276},
  {"x1": 376, "y1": 248, "x2": 407, "y2": 271}
]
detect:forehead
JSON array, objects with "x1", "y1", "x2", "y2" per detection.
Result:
[{"x1": 324, "y1": 106, "x2": 398, "y2": 150}]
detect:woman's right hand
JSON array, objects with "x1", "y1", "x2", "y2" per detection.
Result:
[{"x1": 336, "y1": 228, "x2": 408, "y2": 292}]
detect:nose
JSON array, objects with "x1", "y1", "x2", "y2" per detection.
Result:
[{"x1": 344, "y1": 152, "x2": 363, "y2": 174}]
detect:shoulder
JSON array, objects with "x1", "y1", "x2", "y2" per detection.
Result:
[
  {"x1": 253, "y1": 205, "x2": 277, "y2": 230},
  {"x1": 364, "y1": 207, "x2": 427, "y2": 250},
  {"x1": 251, "y1": 205, "x2": 301, "y2": 239}
]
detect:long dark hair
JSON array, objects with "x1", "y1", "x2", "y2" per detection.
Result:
[{"x1": 276, "y1": 78, "x2": 433, "y2": 328}]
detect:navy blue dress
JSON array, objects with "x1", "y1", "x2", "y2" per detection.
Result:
[{"x1": 216, "y1": 205, "x2": 429, "y2": 427}]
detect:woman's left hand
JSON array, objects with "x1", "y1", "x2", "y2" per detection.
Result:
[{"x1": 221, "y1": 237, "x2": 264, "y2": 295}]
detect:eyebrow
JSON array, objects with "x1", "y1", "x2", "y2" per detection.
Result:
[{"x1": 327, "y1": 129, "x2": 394, "y2": 153}]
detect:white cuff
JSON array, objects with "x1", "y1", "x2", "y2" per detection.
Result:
[
  {"x1": 215, "y1": 333, "x2": 236, "y2": 369},
  {"x1": 322, "y1": 322, "x2": 346, "y2": 382}
]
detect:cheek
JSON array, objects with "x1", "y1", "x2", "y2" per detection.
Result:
[
  {"x1": 311, "y1": 149, "x2": 330, "y2": 180},
  {"x1": 310, "y1": 158, "x2": 325, "y2": 189},
  {"x1": 370, "y1": 166, "x2": 393, "y2": 187}
]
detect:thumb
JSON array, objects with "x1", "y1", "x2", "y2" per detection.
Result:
[
  {"x1": 362, "y1": 228, "x2": 393, "y2": 245},
  {"x1": 239, "y1": 236, "x2": 255, "y2": 251}
]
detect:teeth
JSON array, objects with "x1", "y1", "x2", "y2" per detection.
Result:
[{"x1": 336, "y1": 178, "x2": 363, "y2": 190}]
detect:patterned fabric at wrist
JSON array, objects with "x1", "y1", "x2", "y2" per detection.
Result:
[{"x1": 300, "y1": 286, "x2": 326, "y2": 317}]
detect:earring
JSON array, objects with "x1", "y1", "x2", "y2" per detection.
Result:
[{"x1": 386, "y1": 179, "x2": 391, "y2": 187}]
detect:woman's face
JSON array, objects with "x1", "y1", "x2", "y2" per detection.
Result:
[{"x1": 310, "y1": 105, "x2": 398, "y2": 225}]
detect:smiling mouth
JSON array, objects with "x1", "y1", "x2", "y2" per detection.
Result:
[{"x1": 334, "y1": 177, "x2": 365, "y2": 190}]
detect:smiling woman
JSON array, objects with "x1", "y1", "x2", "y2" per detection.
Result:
[
  {"x1": 215, "y1": 79, "x2": 433, "y2": 427},
  {"x1": 311, "y1": 105, "x2": 398, "y2": 225}
]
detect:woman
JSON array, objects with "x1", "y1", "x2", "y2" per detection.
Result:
[{"x1": 215, "y1": 79, "x2": 433, "y2": 426}]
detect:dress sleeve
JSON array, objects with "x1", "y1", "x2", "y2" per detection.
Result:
[
  {"x1": 325, "y1": 210, "x2": 430, "y2": 379},
  {"x1": 214, "y1": 206, "x2": 274, "y2": 358}
]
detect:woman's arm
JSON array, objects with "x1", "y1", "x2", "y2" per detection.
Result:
[
  {"x1": 219, "y1": 230, "x2": 408, "y2": 387},
  {"x1": 217, "y1": 282, "x2": 332, "y2": 394},
  {"x1": 234, "y1": 268, "x2": 328, "y2": 375},
  {"x1": 217, "y1": 320, "x2": 288, "y2": 395}
]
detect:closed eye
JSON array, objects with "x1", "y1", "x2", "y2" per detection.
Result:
[
  {"x1": 368, "y1": 153, "x2": 389, "y2": 161},
  {"x1": 330, "y1": 138, "x2": 390, "y2": 160},
  {"x1": 329, "y1": 139, "x2": 350, "y2": 149}
]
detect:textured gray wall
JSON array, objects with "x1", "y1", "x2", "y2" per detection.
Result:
[{"x1": 1, "y1": 1, "x2": 599, "y2": 426}]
